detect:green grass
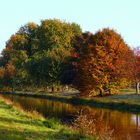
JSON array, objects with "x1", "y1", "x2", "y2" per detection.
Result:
[
  {"x1": 92, "y1": 88, "x2": 140, "y2": 106},
  {"x1": 119, "y1": 88, "x2": 136, "y2": 94},
  {"x1": 0, "y1": 99, "x2": 95, "y2": 140}
]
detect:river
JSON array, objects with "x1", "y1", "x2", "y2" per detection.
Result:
[{"x1": 0, "y1": 94, "x2": 140, "y2": 140}]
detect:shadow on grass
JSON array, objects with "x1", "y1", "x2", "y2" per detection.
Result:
[{"x1": 0, "y1": 116, "x2": 48, "y2": 128}]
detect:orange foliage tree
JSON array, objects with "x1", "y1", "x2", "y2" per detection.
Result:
[{"x1": 73, "y1": 29, "x2": 132, "y2": 96}]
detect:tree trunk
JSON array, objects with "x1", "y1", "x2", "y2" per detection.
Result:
[
  {"x1": 136, "y1": 114, "x2": 139, "y2": 129},
  {"x1": 51, "y1": 86, "x2": 54, "y2": 93},
  {"x1": 108, "y1": 89, "x2": 111, "y2": 95},
  {"x1": 12, "y1": 81, "x2": 15, "y2": 94},
  {"x1": 12, "y1": 87, "x2": 15, "y2": 94},
  {"x1": 99, "y1": 88, "x2": 103, "y2": 97},
  {"x1": 136, "y1": 82, "x2": 140, "y2": 94}
]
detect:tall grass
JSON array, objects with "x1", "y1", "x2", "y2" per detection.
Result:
[{"x1": 72, "y1": 112, "x2": 114, "y2": 140}]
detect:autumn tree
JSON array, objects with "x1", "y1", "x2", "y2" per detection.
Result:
[
  {"x1": 130, "y1": 47, "x2": 140, "y2": 94},
  {"x1": 92, "y1": 29, "x2": 133, "y2": 93},
  {"x1": 73, "y1": 29, "x2": 132, "y2": 96},
  {"x1": 0, "y1": 59, "x2": 15, "y2": 90}
]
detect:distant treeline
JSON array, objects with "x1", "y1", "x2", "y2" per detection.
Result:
[{"x1": 0, "y1": 19, "x2": 139, "y2": 96}]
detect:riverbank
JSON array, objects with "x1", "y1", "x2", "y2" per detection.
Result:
[
  {"x1": 0, "y1": 98, "x2": 95, "y2": 140},
  {"x1": 1, "y1": 89, "x2": 140, "y2": 114}
]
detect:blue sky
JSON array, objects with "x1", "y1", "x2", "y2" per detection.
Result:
[{"x1": 0, "y1": 0, "x2": 140, "y2": 52}]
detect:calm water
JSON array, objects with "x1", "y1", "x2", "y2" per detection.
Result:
[{"x1": 0, "y1": 94, "x2": 140, "y2": 140}]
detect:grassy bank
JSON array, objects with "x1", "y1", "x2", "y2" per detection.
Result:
[{"x1": 0, "y1": 99, "x2": 95, "y2": 140}]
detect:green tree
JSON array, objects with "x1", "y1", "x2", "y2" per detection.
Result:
[
  {"x1": 27, "y1": 19, "x2": 81, "y2": 91},
  {"x1": 1, "y1": 22, "x2": 39, "y2": 89}
]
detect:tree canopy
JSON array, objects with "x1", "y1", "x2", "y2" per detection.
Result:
[
  {"x1": 0, "y1": 19, "x2": 82, "y2": 91},
  {"x1": 73, "y1": 29, "x2": 133, "y2": 96},
  {"x1": 0, "y1": 19, "x2": 138, "y2": 96}
]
